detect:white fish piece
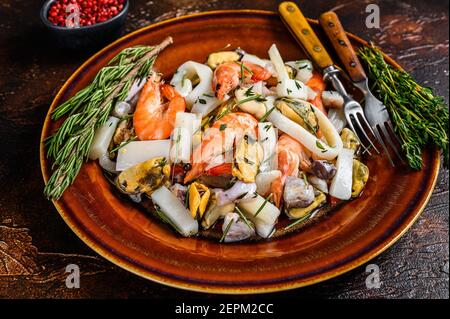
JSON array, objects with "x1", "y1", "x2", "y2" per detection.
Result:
[
  {"x1": 116, "y1": 140, "x2": 171, "y2": 171},
  {"x1": 151, "y1": 186, "x2": 198, "y2": 237},
  {"x1": 170, "y1": 61, "x2": 213, "y2": 106},
  {"x1": 89, "y1": 116, "x2": 120, "y2": 160},
  {"x1": 329, "y1": 148, "x2": 355, "y2": 200}
]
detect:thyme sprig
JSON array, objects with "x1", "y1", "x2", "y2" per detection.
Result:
[
  {"x1": 358, "y1": 44, "x2": 448, "y2": 170},
  {"x1": 44, "y1": 37, "x2": 173, "y2": 199}
]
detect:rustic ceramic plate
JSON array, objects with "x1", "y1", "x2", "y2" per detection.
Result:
[{"x1": 40, "y1": 10, "x2": 440, "y2": 294}]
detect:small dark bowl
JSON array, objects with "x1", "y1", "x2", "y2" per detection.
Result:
[{"x1": 40, "y1": 0, "x2": 129, "y2": 49}]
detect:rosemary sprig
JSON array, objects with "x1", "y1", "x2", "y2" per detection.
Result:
[
  {"x1": 254, "y1": 193, "x2": 273, "y2": 218},
  {"x1": 237, "y1": 94, "x2": 267, "y2": 105},
  {"x1": 234, "y1": 206, "x2": 253, "y2": 230},
  {"x1": 44, "y1": 37, "x2": 173, "y2": 199},
  {"x1": 358, "y1": 44, "x2": 449, "y2": 169},
  {"x1": 220, "y1": 219, "x2": 234, "y2": 243},
  {"x1": 109, "y1": 136, "x2": 137, "y2": 154},
  {"x1": 284, "y1": 213, "x2": 312, "y2": 230},
  {"x1": 259, "y1": 106, "x2": 276, "y2": 122}
]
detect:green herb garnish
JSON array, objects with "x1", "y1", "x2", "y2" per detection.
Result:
[
  {"x1": 219, "y1": 124, "x2": 227, "y2": 131},
  {"x1": 235, "y1": 206, "x2": 253, "y2": 230},
  {"x1": 284, "y1": 213, "x2": 312, "y2": 230},
  {"x1": 237, "y1": 94, "x2": 267, "y2": 105},
  {"x1": 316, "y1": 140, "x2": 327, "y2": 153},
  {"x1": 44, "y1": 37, "x2": 173, "y2": 199},
  {"x1": 358, "y1": 44, "x2": 449, "y2": 169},
  {"x1": 220, "y1": 219, "x2": 234, "y2": 243},
  {"x1": 254, "y1": 193, "x2": 273, "y2": 217},
  {"x1": 109, "y1": 136, "x2": 137, "y2": 154},
  {"x1": 259, "y1": 106, "x2": 276, "y2": 122}
]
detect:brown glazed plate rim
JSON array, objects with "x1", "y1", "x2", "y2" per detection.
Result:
[{"x1": 40, "y1": 10, "x2": 441, "y2": 294}]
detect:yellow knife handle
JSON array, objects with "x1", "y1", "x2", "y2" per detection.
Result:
[
  {"x1": 319, "y1": 11, "x2": 367, "y2": 82},
  {"x1": 279, "y1": 1, "x2": 333, "y2": 70}
]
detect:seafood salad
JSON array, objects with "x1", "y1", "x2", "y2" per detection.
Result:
[{"x1": 73, "y1": 44, "x2": 370, "y2": 242}]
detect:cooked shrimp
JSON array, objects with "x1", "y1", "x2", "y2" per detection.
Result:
[
  {"x1": 184, "y1": 112, "x2": 259, "y2": 183},
  {"x1": 306, "y1": 71, "x2": 327, "y2": 115},
  {"x1": 133, "y1": 76, "x2": 186, "y2": 140},
  {"x1": 212, "y1": 61, "x2": 272, "y2": 100},
  {"x1": 270, "y1": 134, "x2": 311, "y2": 207}
]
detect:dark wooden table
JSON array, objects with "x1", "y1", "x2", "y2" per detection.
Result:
[{"x1": 0, "y1": 0, "x2": 448, "y2": 299}]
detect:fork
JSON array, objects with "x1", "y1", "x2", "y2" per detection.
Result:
[
  {"x1": 319, "y1": 11, "x2": 403, "y2": 166},
  {"x1": 278, "y1": 2, "x2": 380, "y2": 156}
]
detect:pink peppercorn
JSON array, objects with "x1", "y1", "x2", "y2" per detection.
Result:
[{"x1": 47, "y1": 0, "x2": 125, "y2": 27}]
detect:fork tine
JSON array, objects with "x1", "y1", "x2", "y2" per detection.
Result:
[
  {"x1": 353, "y1": 113, "x2": 380, "y2": 154},
  {"x1": 345, "y1": 115, "x2": 369, "y2": 154},
  {"x1": 380, "y1": 123, "x2": 404, "y2": 162},
  {"x1": 386, "y1": 120, "x2": 404, "y2": 148},
  {"x1": 346, "y1": 115, "x2": 373, "y2": 155},
  {"x1": 373, "y1": 125, "x2": 395, "y2": 167}
]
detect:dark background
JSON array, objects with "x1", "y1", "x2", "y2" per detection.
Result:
[{"x1": 0, "y1": 0, "x2": 448, "y2": 299}]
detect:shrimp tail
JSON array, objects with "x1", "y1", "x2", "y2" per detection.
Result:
[
  {"x1": 270, "y1": 176, "x2": 284, "y2": 208},
  {"x1": 184, "y1": 163, "x2": 204, "y2": 184}
]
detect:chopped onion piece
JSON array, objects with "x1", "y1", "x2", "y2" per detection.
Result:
[{"x1": 151, "y1": 186, "x2": 198, "y2": 237}]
